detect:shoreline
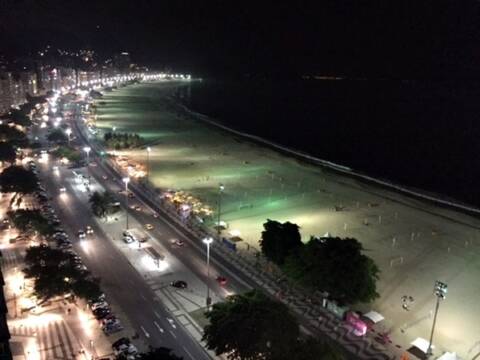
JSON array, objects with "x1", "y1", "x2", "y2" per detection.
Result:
[{"x1": 170, "y1": 94, "x2": 480, "y2": 219}]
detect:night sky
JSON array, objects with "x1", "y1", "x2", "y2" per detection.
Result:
[{"x1": 1, "y1": 0, "x2": 479, "y2": 77}]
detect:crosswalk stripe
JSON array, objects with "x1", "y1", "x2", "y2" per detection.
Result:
[
  {"x1": 60, "y1": 320, "x2": 76, "y2": 357},
  {"x1": 39, "y1": 321, "x2": 48, "y2": 360},
  {"x1": 55, "y1": 321, "x2": 69, "y2": 359}
]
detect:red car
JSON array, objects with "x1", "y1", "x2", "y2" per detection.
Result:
[{"x1": 216, "y1": 276, "x2": 227, "y2": 286}]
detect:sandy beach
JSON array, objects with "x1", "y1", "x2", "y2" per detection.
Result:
[{"x1": 96, "y1": 81, "x2": 480, "y2": 358}]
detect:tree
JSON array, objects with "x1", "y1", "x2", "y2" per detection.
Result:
[
  {"x1": 71, "y1": 277, "x2": 102, "y2": 302},
  {"x1": 203, "y1": 289, "x2": 299, "y2": 360},
  {"x1": 47, "y1": 128, "x2": 68, "y2": 143},
  {"x1": 0, "y1": 124, "x2": 28, "y2": 146},
  {"x1": 89, "y1": 191, "x2": 119, "y2": 218},
  {"x1": 51, "y1": 145, "x2": 81, "y2": 162},
  {"x1": 0, "y1": 165, "x2": 38, "y2": 204},
  {"x1": 7, "y1": 209, "x2": 55, "y2": 236},
  {"x1": 0, "y1": 142, "x2": 16, "y2": 164},
  {"x1": 23, "y1": 245, "x2": 100, "y2": 303},
  {"x1": 284, "y1": 237, "x2": 379, "y2": 304},
  {"x1": 0, "y1": 108, "x2": 32, "y2": 127},
  {"x1": 260, "y1": 219, "x2": 302, "y2": 265}
]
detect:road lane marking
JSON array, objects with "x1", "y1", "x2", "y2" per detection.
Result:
[
  {"x1": 169, "y1": 330, "x2": 177, "y2": 338},
  {"x1": 140, "y1": 326, "x2": 150, "y2": 338},
  {"x1": 167, "y1": 317, "x2": 177, "y2": 329},
  {"x1": 153, "y1": 321, "x2": 164, "y2": 333},
  {"x1": 183, "y1": 347, "x2": 194, "y2": 360},
  {"x1": 154, "y1": 311, "x2": 161, "y2": 319}
]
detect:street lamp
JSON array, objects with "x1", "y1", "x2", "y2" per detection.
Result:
[
  {"x1": 426, "y1": 280, "x2": 447, "y2": 358},
  {"x1": 83, "y1": 146, "x2": 91, "y2": 164},
  {"x1": 203, "y1": 237, "x2": 214, "y2": 308},
  {"x1": 65, "y1": 128, "x2": 72, "y2": 144},
  {"x1": 123, "y1": 177, "x2": 130, "y2": 230},
  {"x1": 83, "y1": 146, "x2": 91, "y2": 177},
  {"x1": 146, "y1": 147, "x2": 151, "y2": 181},
  {"x1": 217, "y1": 184, "x2": 225, "y2": 236}
]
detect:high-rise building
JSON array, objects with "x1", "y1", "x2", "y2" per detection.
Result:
[{"x1": 113, "y1": 52, "x2": 131, "y2": 73}]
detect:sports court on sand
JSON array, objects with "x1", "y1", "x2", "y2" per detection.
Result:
[{"x1": 95, "y1": 82, "x2": 480, "y2": 358}]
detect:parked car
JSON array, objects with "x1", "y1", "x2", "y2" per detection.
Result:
[
  {"x1": 144, "y1": 223, "x2": 154, "y2": 230},
  {"x1": 93, "y1": 308, "x2": 111, "y2": 320},
  {"x1": 77, "y1": 230, "x2": 86, "y2": 239},
  {"x1": 91, "y1": 301, "x2": 109, "y2": 311},
  {"x1": 85, "y1": 225, "x2": 94, "y2": 234},
  {"x1": 112, "y1": 337, "x2": 130, "y2": 351},
  {"x1": 103, "y1": 322, "x2": 123, "y2": 335},
  {"x1": 59, "y1": 187, "x2": 66, "y2": 192},
  {"x1": 170, "y1": 280, "x2": 187, "y2": 289},
  {"x1": 89, "y1": 294, "x2": 106, "y2": 306},
  {"x1": 123, "y1": 235, "x2": 134, "y2": 244}
]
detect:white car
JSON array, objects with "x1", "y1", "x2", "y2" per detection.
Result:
[
  {"x1": 77, "y1": 230, "x2": 86, "y2": 239},
  {"x1": 85, "y1": 225, "x2": 94, "y2": 234},
  {"x1": 59, "y1": 187, "x2": 66, "y2": 192},
  {"x1": 123, "y1": 235, "x2": 134, "y2": 244},
  {"x1": 52, "y1": 166, "x2": 59, "y2": 171}
]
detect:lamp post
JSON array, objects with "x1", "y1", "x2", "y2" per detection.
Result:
[
  {"x1": 426, "y1": 280, "x2": 447, "y2": 358},
  {"x1": 217, "y1": 184, "x2": 225, "y2": 236},
  {"x1": 65, "y1": 128, "x2": 72, "y2": 144},
  {"x1": 146, "y1": 147, "x2": 151, "y2": 181},
  {"x1": 123, "y1": 177, "x2": 130, "y2": 230},
  {"x1": 83, "y1": 146, "x2": 91, "y2": 178},
  {"x1": 203, "y1": 237, "x2": 213, "y2": 308}
]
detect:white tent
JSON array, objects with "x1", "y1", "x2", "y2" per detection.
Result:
[
  {"x1": 410, "y1": 338, "x2": 433, "y2": 353},
  {"x1": 363, "y1": 311, "x2": 384, "y2": 324}
]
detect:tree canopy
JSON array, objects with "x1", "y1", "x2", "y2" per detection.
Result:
[
  {"x1": 284, "y1": 237, "x2": 379, "y2": 304},
  {"x1": 0, "y1": 165, "x2": 38, "y2": 197},
  {"x1": 47, "y1": 128, "x2": 68, "y2": 143},
  {"x1": 260, "y1": 219, "x2": 302, "y2": 265},
  {"x1": 0, "y1": 124, "x2": 28, "y2": 146},
  {"x1": 203, "y1": 289, "x2": 299, "y2": 360},
  {"x1": 52, "y1": 145, "x2": 81, "y2": 162},
  {"x1": 23, "y1": 245, "x2": 101, "y2": 302},
  {"x1": 89, "y1": 191, "x2": 119, "y2": 218},
  {"x1": 8, "y1": 209, "x2": 55, "y2": 236},
  {"x1": 0, "y1": 141, "x2": 16, "y2": 163},
  {"x1": 0, "y1": 108, "x2": 32, "y2": 127},
  {"x1": 104, "y1": 131, "x2": 143, "y2": 149}
]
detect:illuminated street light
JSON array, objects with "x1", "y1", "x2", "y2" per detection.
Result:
[
  {"x1": 83, "y1": 146, "x2": 91, "y2": 178},
  {"x1": 123, "y1": 177, "x2": 130, "y2": 230},
  {"x1": 203, "y1": 237, "x2": 214, "y2": 308},
  {"x1": 217, "y1": 184, "x2": 225, "y2": 236},
  {"x1": 146, "y1": 147, "x2": 151, "y2": 181},
  {"x1": 426, "y1": 280, "x2": 447, "y2": 358}
]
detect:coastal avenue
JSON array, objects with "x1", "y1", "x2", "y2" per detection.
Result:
[{"x1": 31, "y1": 102, "x2": 223, "y2": 359}]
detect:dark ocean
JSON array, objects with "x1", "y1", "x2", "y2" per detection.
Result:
[{"x1": 177, "y1": 78, "x2": 480, "y2": 207}]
